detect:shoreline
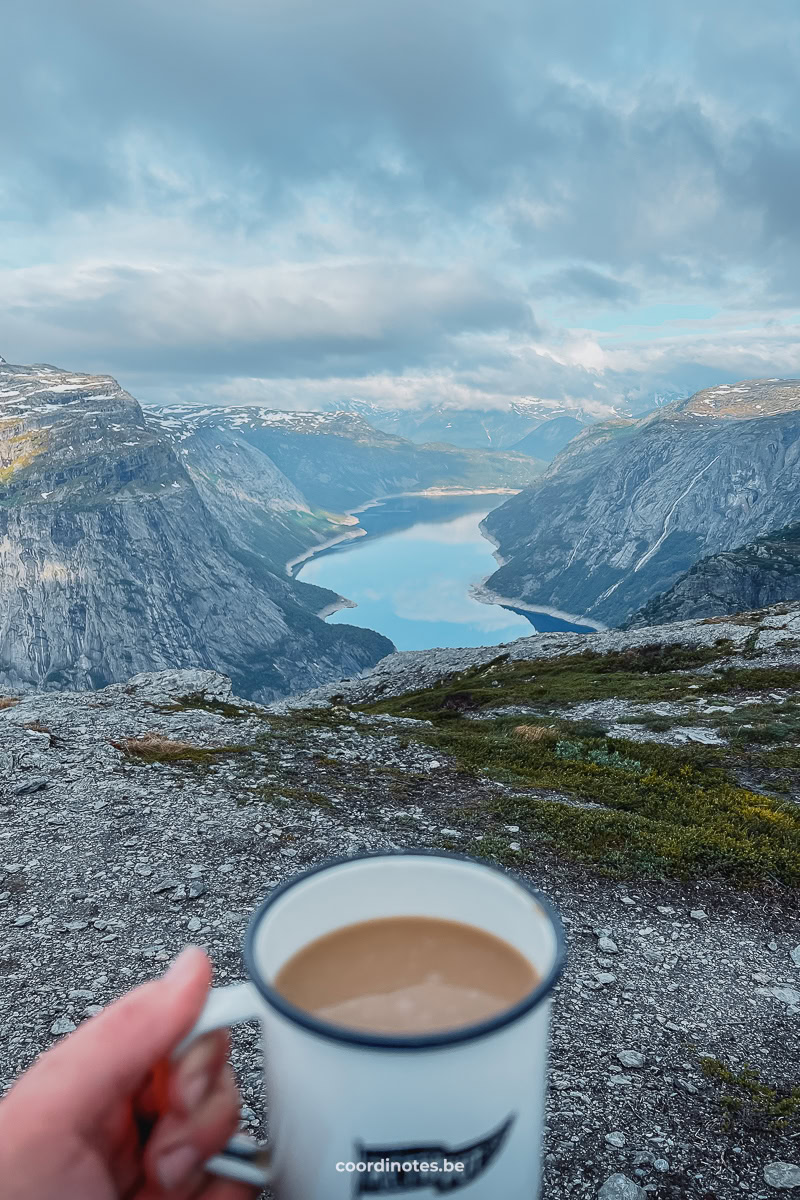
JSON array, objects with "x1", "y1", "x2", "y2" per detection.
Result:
[
  {"x1": 469, "y1": 581, "x2": 606, "y2": 632},
  {"x1": 315, "y1": 596, "x2": 358, "y2": 619},
  {"x1": 285, "y1": 487, "x2": 521, "y2": 578}
]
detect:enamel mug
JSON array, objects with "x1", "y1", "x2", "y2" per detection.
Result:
[{"x1": 179, "y1": 849, "x2": 566, "y2": 1198}]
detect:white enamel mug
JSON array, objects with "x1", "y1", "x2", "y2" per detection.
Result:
[{"x1": 180, "y1": 849, "x2": 566, "y2": 1198}]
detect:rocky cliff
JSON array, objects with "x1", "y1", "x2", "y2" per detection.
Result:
[
  {"x1": 626, "y1": 523, "x2": 800, "y2": 627},
  {"x1": 0, "y1": 361, "x2": 391, "y2": 699},
  {"x1": 1, "y1": 604, "x2": 799, "y2": 1200},
  {"x1": 483, "y1": 379, "x2": 800, "y2": 627}
]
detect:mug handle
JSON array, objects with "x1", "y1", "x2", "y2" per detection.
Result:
[{"x1": 174, "y1": 982, "x2": 271, "y2": 1190}]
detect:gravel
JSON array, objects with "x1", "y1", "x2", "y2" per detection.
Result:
[{"x1": 1, "y1": 663, "x2": 799, "y2": 1199}]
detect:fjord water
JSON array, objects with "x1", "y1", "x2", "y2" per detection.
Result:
[{"x1": 297, "y1": 494, "x2": 595, "y2": 651}]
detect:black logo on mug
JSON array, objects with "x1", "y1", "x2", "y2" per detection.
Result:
[{"x1": 352, "y1": 1115, "x2": 515, "y2": 1193}]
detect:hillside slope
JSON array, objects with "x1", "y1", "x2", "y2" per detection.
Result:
[
  {"x1": 483, "y1": 380, "x2": 800, "y2": 626},
  {"x1": 0, "y1": 361, "x2": 391, "y2": 699},
  {"x1": 1, "y1": 603, "x2": 798, "y2": 1200},
  {"x1": 627, "y1": 523, "x2": 800, "y2": 627}
]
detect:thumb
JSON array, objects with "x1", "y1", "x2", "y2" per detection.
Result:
[{"x1": 25, "y1": 947, "x2": 212, "y2": 1120}]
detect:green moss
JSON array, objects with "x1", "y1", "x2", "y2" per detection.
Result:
[
  {"x1": 555, "y1": 739, "x2": 643, "y2": 773},
  {"x1": 368, "y1": 641, "x2": 746, "y2": 718},
  {"x1": 155, "y1": 692, "x2": 260, "y2": 720},
  {"x1": 359, "y1": 692, "x2": 800, "y2": 883},
  {"x1": 256, "y1": 783, "x2": 334, "y2": 810},
  {"x1": 699, "y1": 1058, "x2": 800, "y2": 1133}
]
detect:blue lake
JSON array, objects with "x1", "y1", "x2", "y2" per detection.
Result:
[{"x1": 296, "y1": 494, "x2": 596, "y2": 652}]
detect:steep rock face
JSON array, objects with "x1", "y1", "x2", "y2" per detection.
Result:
[
  {"x1": 483, "y1": 380, "x2": 800, "y2": 627},
  {"x1": 626, "y1": 524, "x2": 800, "y2": 626},
  {"x1": 152, "y1": 418, "x2": 348, "y2": 572},
  {"x1": 154, "y1": 406, "x2": 545, "y2": 509},
  {"x1": 0, "y1": 362, "x2": 391, "y2": 699}
]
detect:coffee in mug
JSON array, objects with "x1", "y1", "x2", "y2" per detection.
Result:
[
  {"x1": 175, "y1": 850, "x2": 565, "y2": 1199},
  {"x1": 274, "y1": 915, "x2": 540, "y2": 1034}
]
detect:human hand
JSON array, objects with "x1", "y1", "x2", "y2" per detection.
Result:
[{"x1": 0, "y1": 947, "x2": 254, "y2": 1200}]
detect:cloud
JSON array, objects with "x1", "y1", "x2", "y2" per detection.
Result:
[{"x1": 3, "y1": 0, "x2": 800, "y2": 410}]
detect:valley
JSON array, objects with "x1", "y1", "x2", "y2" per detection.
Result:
[{"x1": 296, "y1": 493, "x2": 596, "y2": 651}]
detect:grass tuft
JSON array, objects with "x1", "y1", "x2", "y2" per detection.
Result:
[
  {"x1": 699, "y1": 1057, "x2": 800, "y2": 1133},
  {"x1": 514, "y1": 724, "x2": 559, "y2": 743},
  {"x1": 110, "y1": 732, "x2": 251, "y2": 765}
]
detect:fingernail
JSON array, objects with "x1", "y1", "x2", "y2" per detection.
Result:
[
  {"x1": 156, "y1": 1143, "x2": 199, "y2": 1190},
  {"x1": 179, "y1": 1066, "x2": 211, "y2": 1111},
  {"x1": 164, "y1": 946, "x2": 201, "y2": 987}
]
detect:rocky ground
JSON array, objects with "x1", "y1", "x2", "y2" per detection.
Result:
[{"x1": 1, "y1": 607, "x2": 800, "y2": 1199}]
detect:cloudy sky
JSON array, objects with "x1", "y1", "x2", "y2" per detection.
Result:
[{"x1": 3, "y1": 0, "x2": 800, "y2": 412}]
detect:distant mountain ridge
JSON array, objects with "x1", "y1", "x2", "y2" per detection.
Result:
[
  {"x1": 153, "y1": 404, "x2": 545, "y2": 509},
  {"x1": 318, "y1": 397, "x2": 598, "y2": 459},
  {"x1": 482, "y1": 378, "x2": 800, "y2": 627}
]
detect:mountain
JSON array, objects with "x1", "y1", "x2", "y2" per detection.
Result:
[
  {"x1": 321, "y1": 397, "x2": 597, "y2": 457},
  {"x1": 153, "y1": 405, "x2": 545, "y2": 508},
  {"x1": 626, "y1": 522, "x2": 800, "y2": 627},
  {"x1": 482, "y1": 378, "x2": 800, "y2": 627},
  {"x1": 0, "y1": 361, "x2": 392, "y2": 699},
  {"x1": 510, "y1": 414, "x2": 585, "y2": 460}
]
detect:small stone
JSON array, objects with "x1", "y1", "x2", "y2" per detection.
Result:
[
  {"x1": 790, "y1": 946, "x2": 800, "y2": 968},
  {"x1": 151, "y1": 877, "x2": 181, "y2": 894},
  {"x1": 763, "y1": 1162, "x2": 800, "y2": 1189},
  {"x1": 690, "y1": 909, "x2": 707, "y2": 921},
  {"x1": 770, "y1": 987, "x2": 800, "y2": 1009},
  {"x1": 13, "y1": 779, "x2": 47, "y2": 796},
  {"x1": 605, "y1": 1132, "x2": 626, "y2": 1148},
  {"x1": 83, "y1": 1005, "x2": 104, "y2": 1018},
  {"x1": 134, "y1": 865, "x2": 153, "y2": 877},
  {"x1": 63, "y1": 920, "x2": 88, "y2": 932},
  {"x1": 13, "y1": 914, "x2": 34, "y2": 926},
  {"x1": 50, "y1": 1016, "x2": 77, "y2": 1036},
  {"x1": 505, "y1": 825, "x2": 520, "y2": 833},
  {"x1": 769, "y1": 940, "x2": 778, "y2": 952},
  {"x1": 643, "y1": 949, "x2": 663, "y2": 963},
  {"x1": 657, "y1": 906, "x2": 675, "y2": 915},
  {"x1": 508, "y1": 842, "x2": 521, "y2": 852},
  {"x1": 607, "y1": 1074, "x2": 633, "y2": 1087},
  {"x1": 653, "y1": 1160, "x2": 669, "y2": 1173},
  {"x1": 632, "y1": 1153, "x2": 654, "y2": 1167},
  {"x1": 187, "y1": 879, "x2": 206, "y2": 899},
  {"x1": 598, "y1": 1174, "x2": 645, "y2": 1200},
  {"x1": 187, "y1": 917, "x2": 203, "y2": 933},
  {"x1": 598, "y1": 937, "x2": 618, "y2": 954},
  {"x1": 620, "y1": 897, "x2": 636, "y2": 906},
  {"x1": 595, "y1": 972, "x2": 617, "y2": 986},
  {"x1": 617, "y1": 1050, "x2": 646, "y2": 1069}
]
